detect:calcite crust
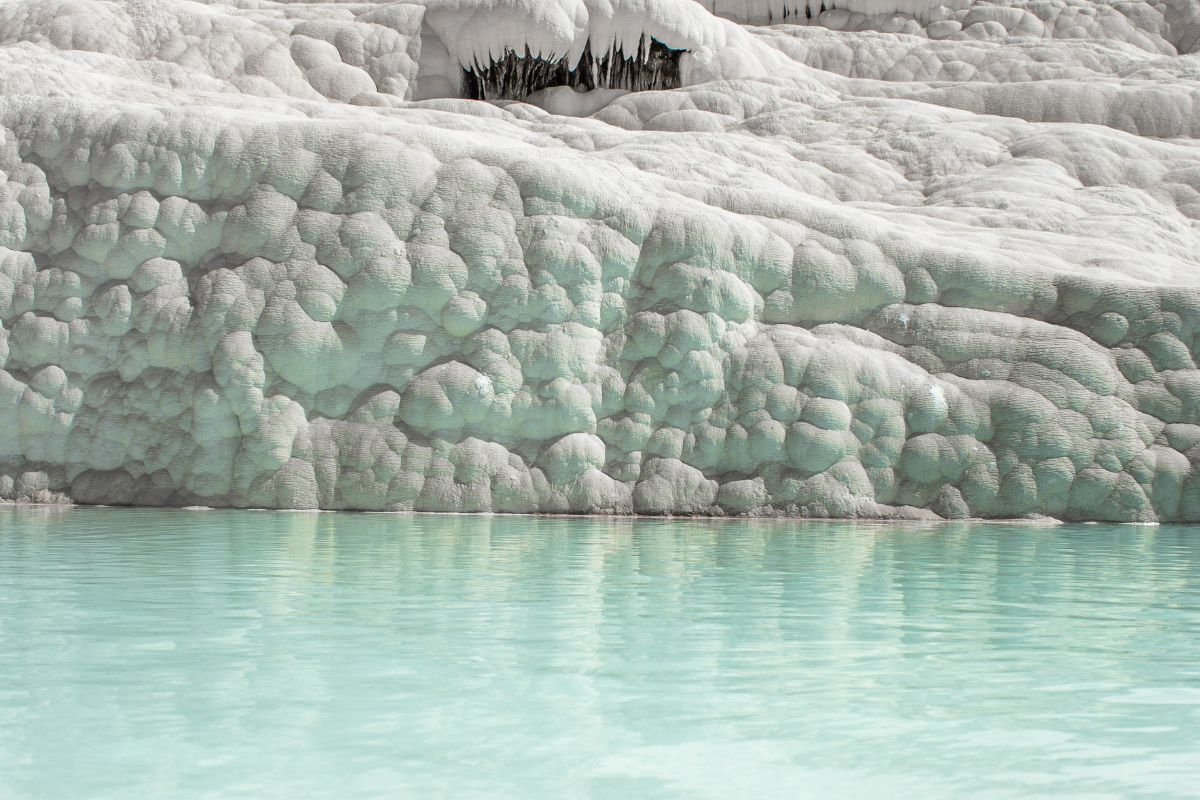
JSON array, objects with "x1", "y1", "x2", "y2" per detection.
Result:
[{"x1": 2, "y1": 0, "x2": 1200, "y2": 520}]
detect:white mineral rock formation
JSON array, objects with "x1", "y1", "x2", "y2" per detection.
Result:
[{"x1": 2, "y1": 0, "x2": 1200, "y2": 520}]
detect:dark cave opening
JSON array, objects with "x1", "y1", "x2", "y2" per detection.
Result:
[{"x1": 461, "y1": 35, "x2": 685, "y2": 101}]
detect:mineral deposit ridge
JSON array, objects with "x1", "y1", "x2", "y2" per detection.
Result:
[{"x1": 2, "y1": 0, "x2": 1200, "y2": 521}]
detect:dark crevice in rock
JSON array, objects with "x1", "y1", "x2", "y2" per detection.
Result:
[
  {"x1": 761, "y1": 2, "x2": 827, "y2": 23},
  {"x1": 461, "y1": 35, "x2": 685, "y2": 101}
]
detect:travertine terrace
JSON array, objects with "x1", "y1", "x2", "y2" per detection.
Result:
[{"x1": 2, "y1": 0, "x2": 1200, "y2": 520}]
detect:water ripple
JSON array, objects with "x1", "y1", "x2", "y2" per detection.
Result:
[{"x1": 1, "y1": 507, "x2": 1198, "y2": 799}]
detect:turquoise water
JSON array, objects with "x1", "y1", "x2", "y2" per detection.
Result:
[{"x1": 1, "y1": 509, "x2": 1198, "y2": 799}]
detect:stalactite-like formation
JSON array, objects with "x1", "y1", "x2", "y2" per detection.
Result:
[
  {"x1": 700, "y1": 0, "x2": 948, "y2": 24},
  {"x1": 461, "y1": 36, "x2": 684, "y2": 101}
]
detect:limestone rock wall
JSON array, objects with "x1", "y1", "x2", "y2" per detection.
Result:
[{"x1": 2, "y1": 0, "x2": 1200, "y2": 520}]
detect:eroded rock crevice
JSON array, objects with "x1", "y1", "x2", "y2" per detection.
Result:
[{"x1": 461, "y1": 36, "x2": 685, "y2": 101}]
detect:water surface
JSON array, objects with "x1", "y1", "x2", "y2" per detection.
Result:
[{"x1": 1, "y1": 508, "x2": 1198, "y2": 799}]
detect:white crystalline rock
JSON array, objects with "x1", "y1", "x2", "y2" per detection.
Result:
[
  {"x1": 0, "y1": 0, "x2": 427, "y2": 106},
  {"x1": 2, "y1": 0, "x2": 1200, "y2": 521},
  {"x1": 708, "y1": 0, "x2": 1196, "y2": 55}
]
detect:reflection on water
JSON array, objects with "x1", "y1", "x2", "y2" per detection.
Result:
[{"x1": 1, "y1": 508, "x2": 1198, "y2": 799}]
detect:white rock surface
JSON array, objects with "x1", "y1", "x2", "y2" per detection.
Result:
[{"x1": 1, "y1": 0, "x2": 1199, "y2": 520}]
